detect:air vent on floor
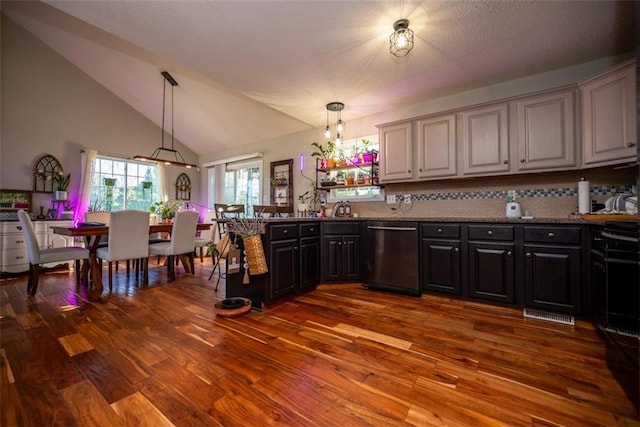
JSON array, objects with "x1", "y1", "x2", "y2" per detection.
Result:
[{"x1": 523, "y1": 308, "x2": 575, "y2": 326}]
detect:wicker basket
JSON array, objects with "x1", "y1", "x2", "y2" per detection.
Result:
[{"x1": 242, "y1": 234, "x2": 268, "y2": 275}]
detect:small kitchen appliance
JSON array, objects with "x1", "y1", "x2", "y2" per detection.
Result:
[{"x1": 506, "y1": 201, "x2": 522, "y2": 219}]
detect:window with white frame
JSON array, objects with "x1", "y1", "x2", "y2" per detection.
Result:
[
  {"x1": 324, "y1": 135, "x2": 384, "y2": 203},
  {"x1": 89, "y1": 155, "x2": 161, "y2": 211}
]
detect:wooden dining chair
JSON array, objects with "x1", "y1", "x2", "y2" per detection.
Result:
[
  {"x1": 149, "y1": 211, "x2": 199, "y2": 281},
  {"x1": 17, "y1": 210, "x2": 90, "y2": 296},
  {"x1": 214, "y1": 203, "x2": 245, "y2": 239},
  {"x1": 95, "y1": 210, "x2": 151, "y2": 292}
]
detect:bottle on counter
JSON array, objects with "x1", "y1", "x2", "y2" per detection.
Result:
[
  {"x1": 337, "y1": 201, "x2": 345, "y2": 216},
  {"x1": 345, "y1": 201, "x2": 351, "y2": 216}
]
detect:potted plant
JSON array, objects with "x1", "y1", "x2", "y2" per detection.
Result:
[
  {"x1": 54, "y1": 172, "x2": 71, "y2": 201},
  {"x1": 150, "y1": 200, "x2": 183, "y2": 222},
  {"x1": 311, "y1": 141, "x2": 336, "y2": 168},
  {"x1": 60, "y1": 202, "x2": 74, "y2": 220},
  {"x1": 361, "y1": 139, "x2": 374, "y2": 164},
  {"x1": 335, "y1": 171, "x2": 347, "y2": 185}
]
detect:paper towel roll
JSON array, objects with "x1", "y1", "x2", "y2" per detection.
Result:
[{"x1": 578, "y1": 180, "x2": 590, "y2": 214}]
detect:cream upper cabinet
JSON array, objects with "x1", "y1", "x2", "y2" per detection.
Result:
[
  {"x1": 460, "y1": 103, "x2": 510, "y2": 176},
  {"x1": 581, "y1": 60, "x2": 637, "y2": 166},
  {"x1": 378, "y1": 121, "x2": 413, "y2": 183},
  {"x1": 515, "y1": 90, "x2": 576, "y2": 172},
  {"x1": 415, "y1": 114, "x2": 457, "y2": 179}
]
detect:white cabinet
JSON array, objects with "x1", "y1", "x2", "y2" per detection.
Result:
[
  {"x1": 460, "y1": 103, "x2": 510, "y2": 176},
  {"x1": 515, "y1": 90, "x2": 576, "y2": 171},
  {"x1": 0, "y1": 219, "x2": 74, "y2": 274},
  {"x1": 581, "y1": 60, "x2": 637, "y2": 165},
  {"x1": 378, "y1": 121, "x2": 413, "y2": 182},
  {"x1": 415, "y1": 114, "x2": 457, "y2": 179}
]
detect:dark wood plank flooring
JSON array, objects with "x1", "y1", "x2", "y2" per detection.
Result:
[{"x1": 1, "y1": 259, "x2": 638, "y2": 426}]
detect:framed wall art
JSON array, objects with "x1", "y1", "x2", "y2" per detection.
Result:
[{"x1": 0, "y1": 189, "x2": 32, "y2": 212}]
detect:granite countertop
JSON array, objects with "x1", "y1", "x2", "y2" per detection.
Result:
[{"x1": 226, "y1": 216, "x2": 594, "y2": 224}]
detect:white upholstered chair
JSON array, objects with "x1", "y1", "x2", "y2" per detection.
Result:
[
  {"x1": 95, "y1": 210, "x2": 151, "y2": 292},
  {"x1": 149, "y1": 210, "x2": 199, "y2": 281},
  {"x1": 193, "y1": 210, "x2": 217, "y2": 262},
  {"x1": 17, "y1": 210, "x2": 89, "y2": 296}
]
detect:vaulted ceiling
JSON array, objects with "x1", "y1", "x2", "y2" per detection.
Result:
[{"x1": 2, "y1": 1, "x2": 636, "y2": 157}]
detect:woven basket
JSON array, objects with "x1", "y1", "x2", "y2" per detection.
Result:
[{"x1": 242, "y1": 234, "x2": 268, "y2": 275}]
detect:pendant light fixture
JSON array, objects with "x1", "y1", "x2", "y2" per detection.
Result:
[
  {"x1": 134, "y1": 71, "x2": 197, "y2": 169},
  {"x1": 323, "y1": 102, "x2": 345, "y2": 145},
  {"x1": 389, "y1": 19, "x2": 414, "y2": 57}
]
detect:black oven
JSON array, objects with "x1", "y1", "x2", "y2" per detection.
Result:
[{"x1": 595, "y1": 221, "x2": 639, "y2": 411}]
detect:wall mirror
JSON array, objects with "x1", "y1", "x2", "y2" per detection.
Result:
[{"x1": 270, "y1": 159, "x2": 293, "y2": 207}]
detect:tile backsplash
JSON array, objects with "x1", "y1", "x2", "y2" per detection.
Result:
[{"x1": 354, "y1": 165, "x2": 637, "y2": 219}]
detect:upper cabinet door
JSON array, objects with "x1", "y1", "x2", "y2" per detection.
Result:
[
  {"x1": 515, "y1": 90, "x2": 576, "y2": 171},
  {"x1": 460, "y1": 104, "x2": 510, "y2": 176},
  {"x1": 378, "y1": 122, "x2": 413, "y2": 182},
  {"x1": 416, "y1": 114, "x2": 457, "y2": 179},
  {"x1": 581, "y1": 60, "x2": 637, "y2": 166}
]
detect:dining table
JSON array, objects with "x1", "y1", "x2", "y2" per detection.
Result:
[{"x1": 52, "y1": 222, "x2": 212, "y2": 300}]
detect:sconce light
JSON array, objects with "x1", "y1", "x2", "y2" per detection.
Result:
[
  {"x1": 134, "y1": 71, "x2": 198, "y2": 169},
  {"x1": 390, "y1": 19, "x2": 414, "y2": 57},
  {"x1": 323, "y1": 102, "x2": 345, "y2": 145}
]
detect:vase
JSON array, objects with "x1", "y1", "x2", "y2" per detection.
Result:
[
  {"x1": 54, "y1": 190, "x2": 68, "y2": 201},
  {"x1": 242, "y1": 235, "x2": 268, "y2": 275}
]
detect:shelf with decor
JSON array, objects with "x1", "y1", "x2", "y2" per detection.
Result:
[{"x1": 315, "y1": 150, "x2": 382, "y2": 190}]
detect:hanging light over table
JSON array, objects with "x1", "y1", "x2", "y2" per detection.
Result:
[
  {"x1": 323, "y1": 102, "x2": 345, "y2": 145},
  {"x1": 134, "y1": 71, "x2": 198, "y2": 169}
]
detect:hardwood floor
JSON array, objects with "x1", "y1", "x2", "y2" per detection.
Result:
[{"x1": 1, "y1": 259, "x2": 638, "y2": 426}]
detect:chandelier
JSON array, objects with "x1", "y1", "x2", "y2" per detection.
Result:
[
  {"x1": 390, "y1": 19, "x2": 414, "y2": 57},
  {"x1": 134, "y1": 71, "x2": 197, "y2": 169},
  {"x1": 323, "y1": 102, "x2": 345, "y2": 145}
]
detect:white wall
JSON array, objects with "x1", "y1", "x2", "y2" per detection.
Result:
[{"x1": 0, "y1": 14, "x2": 199, "y2": 211}]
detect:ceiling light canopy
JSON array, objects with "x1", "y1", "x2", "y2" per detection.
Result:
[
  {"x1": 134, "y1": 71, "x2": 198, "y2": 169},
  {"x1": 323, "y1": 101, "x2": 345, "y2": 145},
  {"x1": 390, "y1": 19, "x2": 414, "y2": 57}
]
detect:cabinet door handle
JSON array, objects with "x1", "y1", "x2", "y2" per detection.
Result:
[
  {"x1": 503, "y1": 160, "x2": 508, "y2": 164},
  {"x1": 16, "y1": 240, "x2": 24, "y2": 244},
  {"x1": 16, "y1": 256, "x2": 24, "y2": 260},
  {"x1": 309, "y1": 228, "x2": 314, "y2": 232},
  {"x1": 593, "y1": 237, "x2": 604, "y2": 241},
  {"x1": 487, "y1": 230, "x2": 493, "y2": 236},
  {"x1": 548, "y1": 232, "x2": 554, "y2": 238},
  {"x1": 507, "y1": 251, "x2": 512, "y2": 257},
  {"x1": 437, "y1": 228, "x2": 442, "y2": 233},
  {"x1": 628, "y1": 141, "x2": 637, "y2": 147},
  {"x1": 407, "y1": 169, "x2": 411, "y2": 173},
  {"x1": 454, "y1": 247, "x2": 459, "y2": 252},
  {"x1": 283, "y1": 229, "x2": 288, "y2": 234},
  {"x1": 520, "y1": 159, "x2": 525, "y2": 163},
  {"x1": 526, "y1": 252, "x2": 532, "y2": 258},
  {"x1": 17, "y1": 226, "x2": 22, "y2": 231},
  {"x1": 419, "y1": 168, "x2": 422, "y2": 172}
]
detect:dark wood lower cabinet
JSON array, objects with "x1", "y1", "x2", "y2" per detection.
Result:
[
  {"x1": 523, "y1": 244, "x2": 582, "y2": 314},
  {"x1": 322, "y1": 235, "x2": 361, "y2": 282},
  {"x1": 300, "y1": 236, "x2": 320, "y2": 290},
  {"x1": 468, "y1": 241, "x2": 515, "y2": 304},
  {"x1": 421, "y1": 238, "x2": 461, "y2": 295},
  {"x1": 269, "y1": 238, "x2": 298, "y2": 300}
]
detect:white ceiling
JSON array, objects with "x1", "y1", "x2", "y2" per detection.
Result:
[{"x1": 2, "y1": 1, "x2": 636, "y2": 157}]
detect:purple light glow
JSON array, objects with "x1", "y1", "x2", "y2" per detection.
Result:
[{"x1": 299, "y1": 154, "x2": 304, "y2": 172}]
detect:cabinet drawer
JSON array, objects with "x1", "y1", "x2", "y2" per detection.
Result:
[
  {"x1": 324, "y1": 222, "x2": 360, "y2": 235},
  {"x1": 300, "y1": 222, "x2": 320, "y2": 237},
  {"x1": 421, "y1": 223, "x2": 460, "y2": 239},
  {"x1": 524, "y1": 226, "x2": 581, "y2": 245},
  {"x1": 468, "y1": 225, "x2": 514, "y2": 241},
  {"x1": 1, "y1": 247, "x2": 28, "y2": 266},
  {"x1": 269, "y1": 223, "x2": 298, "y2": 240}
]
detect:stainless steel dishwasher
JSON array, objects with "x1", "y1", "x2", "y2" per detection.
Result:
[{"x1": 365, "y1": 221, "x2": 420, "y2": 296}]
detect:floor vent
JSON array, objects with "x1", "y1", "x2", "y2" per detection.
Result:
[{"x1": 523, "y1": 308, "x2": 575, "y2": 326}]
